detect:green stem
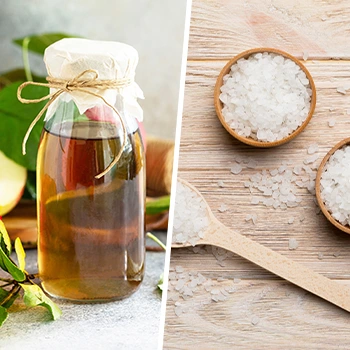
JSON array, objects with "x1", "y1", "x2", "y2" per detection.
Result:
[
  {"x1": 0, "y1": 284, "x2": 20, "y2": 307},
  {"x1": 22, "y1": 37, "x2": 33, "y2": 82},
  {"x1": 146, "y1": 232, "x2": 166, "y2": 251}
]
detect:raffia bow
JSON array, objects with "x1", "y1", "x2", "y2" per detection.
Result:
[{"x1": 17, "y1": 69, "x2": 131, "y2": 179}]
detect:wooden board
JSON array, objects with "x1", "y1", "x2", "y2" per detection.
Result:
[
  {"x1": 163, "y1": 1, "x2": 350, "y2": 349},
  {"x1": 2, "y1": 201, "x2": 37, "y2": 248}
]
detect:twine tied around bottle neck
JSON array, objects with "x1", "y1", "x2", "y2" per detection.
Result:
[{"x1": 17, "y1": 69, "x2": 132, "y2": 179}]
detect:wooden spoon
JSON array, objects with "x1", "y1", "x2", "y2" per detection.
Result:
[
  {"x1": 214, "y1": 48, "x2": 317, "y2": 148},
  {"x1": 172, "y1": 179, "x2": 350, "y2": 312},
  {"x1": 316, "y1": 137, "x2": 350, "y2": 234}
]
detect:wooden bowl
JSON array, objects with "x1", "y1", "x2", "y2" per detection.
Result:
[
  {"x1": 214, "y1": 48, "x2": 317, "y2": 148},
  {"x1": 316, "y1": 137, "x2": 350, "y2": 235}
]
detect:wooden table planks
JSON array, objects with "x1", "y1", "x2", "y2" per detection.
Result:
[{"x1": 164, "y1": 1, "x2": 350, "y2": 349}]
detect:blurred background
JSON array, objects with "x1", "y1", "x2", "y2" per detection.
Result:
[{"x1": 0, "y1": 0, "x2": 187, "y2": 139}]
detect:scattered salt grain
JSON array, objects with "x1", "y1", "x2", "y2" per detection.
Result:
[
  {"x1": 302, "y1": 51, "x2": 309, "y2": 61},
  {"x1": 218, "y1": 204, "x2": 229, "y2": 213},
  {"x1": 329, "y1": 107, "x2": 335, "y2": 112},
  {"x1": 320, "y1": 146, "x2": 350, "y2": 227},
  {"x1": 218, "y1": 180, "x2": 225, "y2": 188},
  {"x1": 303, "y1": 153, "x2": 319, "y2": 164},
  {"x1": 174, "y1": 306, "x2": 183, "y2": 317},
  {"x1": 288, "y1": 217, "x2": 294, "y2": 224},
  {"x1": 175, "y1": 266, "x2": 184, "y2": 273},
  {"x1": 289, "y1": 238, "x2": 299, "y2": 250},
  {"x1": 328, "y1": 118, "x2": 336, "y2": 127},
  {"x1": 318, "y1": 253, "x2": 324, "y2": 260},
  {"x1": 270, "y1": 169, "x2": 279, "y2": 176},
  {"x1": 231, "y1": 163, "x2": 243, "y2": 175},
  {"x1": 168, "y1": 266, "x2": 236, "y2": 313},
  {"x1": 251, "y1": 315, "x2": 260, "y2": 326},
  {"x1": 307, "y1": 143, "x2": 319, "y2": 155},
  {"x1": 245, "y1": 214, "x2": 257, "y2": 224},
  {"x1": 336, "y1": 87, "x2": 347, "y2": 95},
  {"x1": 293, "y1": 166, "x2": 303, "y2": 175},
  {"x1": 251, "y1": 197, "x2": 260, "y2": 205},
  {"x1": 246, "y1": 159, "x2": 258, "y2": 169},
  {"x1": 333, "y1": 252, "x2": 340, "y2": 258},
  {"x1": 219, "y1": 52, "x2": 312, "y2": 142}
]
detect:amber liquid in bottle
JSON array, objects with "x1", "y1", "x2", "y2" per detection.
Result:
[{"x1": 37, "y1": 121, "x2": 145, "y2": 301}]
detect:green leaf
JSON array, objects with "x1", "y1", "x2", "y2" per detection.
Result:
[
  {"x1": 20, "y1": 284, "x2": 61, "y2": 320},
  {"x1": 0, "y1": 81, "x2": 48, "y2": 170},
  {"x1": 146, "y1": 196, "x2": 170, "y2": 215},
  {"x1": 0, "y1": 248, "x2": 26, "y2": 282},
  {"x1": 158, "y1": 274, "x2": 164, "y2": 292},
  {"x1": 0, "y1": 220, "x2": 11, "y2": 272},
  {"x1": 13, "y1": 33, "x2": 77, "y2": 55},
  {"x1": 0, "y1": 305, "x2": 8, "y2": 326},
  {"x1": 0, "y1": 220, "x2": 12, "y2": 256},
  {"x1": 0, "y1": 287, "x2": 19, "y2": 309},
  {"x1": 0, "y1": 69, "x2": 46, "y2": 89},
  {"x1": 14, "y1": 238, "x2": 26, "y2": 271}
]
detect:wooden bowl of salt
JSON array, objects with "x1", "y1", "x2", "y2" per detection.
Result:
[
  {"x1": 316, "y1": 137, "x2": 350, "y2": 234},
  {"x1": 214, "y1": 48, "x2": 317, "y2": 148}
]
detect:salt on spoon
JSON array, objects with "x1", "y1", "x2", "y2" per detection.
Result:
[{"x1": 172, "y1": 178, "x2": 350, "y2": 312}]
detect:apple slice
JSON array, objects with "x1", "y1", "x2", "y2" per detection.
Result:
[{"x1": 0, "y1": 151, "x2": 27, "y2": 216}]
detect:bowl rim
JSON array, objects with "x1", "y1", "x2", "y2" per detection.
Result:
[
  {"x1": 214, "y1": 47, "x2": 317, "y2": 148},
  {"x1": 316, "y1": 137, "x2": 350, "y2": 235}
]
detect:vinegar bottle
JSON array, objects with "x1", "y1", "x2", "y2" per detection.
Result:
[{"x1": 36, "y1": 38, "x2": 145, "y2": 302}]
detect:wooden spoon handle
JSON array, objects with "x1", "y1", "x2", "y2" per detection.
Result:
[{"x1": 207, "y1": 222, "x2": 350, "y2": 312}]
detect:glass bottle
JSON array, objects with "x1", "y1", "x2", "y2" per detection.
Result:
[{"x1": 36, "y1": 39, "x2": 145, "y2": 302}]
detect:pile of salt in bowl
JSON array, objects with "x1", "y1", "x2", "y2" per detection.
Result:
[
  {"x1": 219, "y1": 52, "x2": 312, "y2": 142},
  {"x1": 320, "y1": 146, "x2": 350, "y2": 226}
]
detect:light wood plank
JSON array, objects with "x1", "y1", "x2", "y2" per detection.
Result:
[
  {"x1": 188, "y1": 0, "x2": 350, "y2": 60},
  {"x1": 165, "y1": 276, "x2": 350, "y2": 349}
]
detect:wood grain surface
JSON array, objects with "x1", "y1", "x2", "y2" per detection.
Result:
[{"x1": 163, "y1": 0, "x2": 350, "y2": 349}]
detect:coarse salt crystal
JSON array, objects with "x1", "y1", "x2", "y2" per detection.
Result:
[
  {"x1": 218, "y1": 180, "x2": 225, "y2": 188},
  {"x1": 218, "y1": 204, "x2": 229, "y2": 213},
  {"x1": 307, "y1": 143, "x2": 319, "y2": 155},
  {"x1": 246, "y1": 159, "x2": 258, "y2": 169},
  {"x1": 289, "y1": 238, "x2": 299, "y2": 250},
  {"x1": 302, "y1": 51, "x2": 309, "y2": 61},
  {"x1": 304, "y1": 154, "x2": 319, "y2": 164},
  {"x1": 251, "y1": 315, "x2": 260, "y2": 326},
  {"x1": 231, "y1": 163, "x2": 243, "y2": 175},
  {"x1": 328, "y1": 118, "x2": 336, "y2": 127},
  {"x1": 336, "y1": 87, "x2": 347, "y2": 95}
]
